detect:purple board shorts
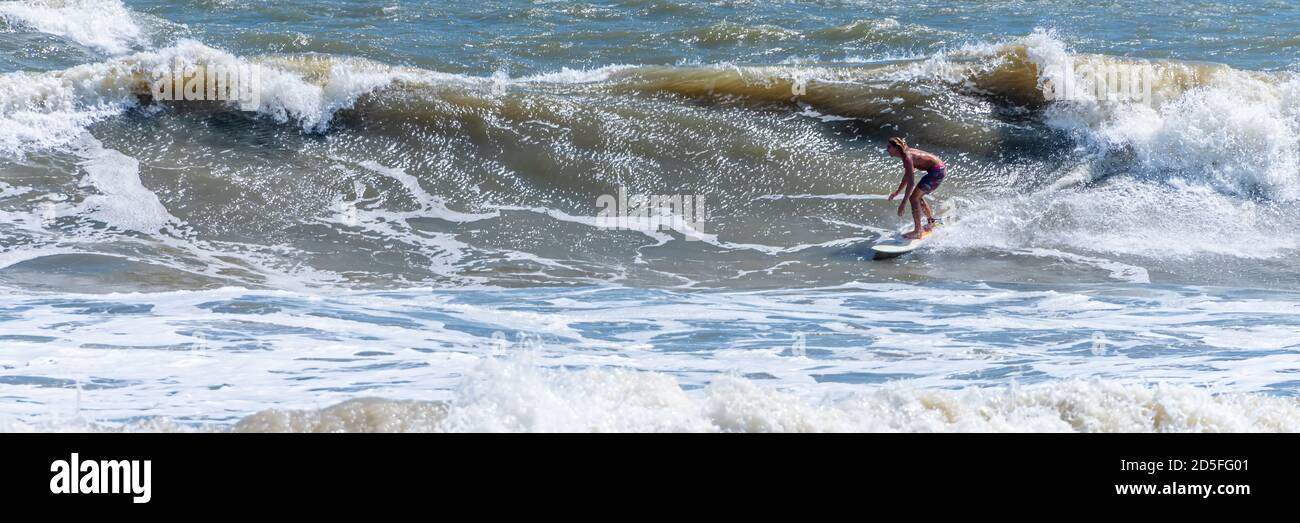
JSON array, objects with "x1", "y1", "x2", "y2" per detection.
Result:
[{"x1": 917, "y1": 165, "x2": 945, "y2": 193}]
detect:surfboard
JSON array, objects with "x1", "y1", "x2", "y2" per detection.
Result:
[{"x1": 871, "y1": 222, "x2": 940, "y2": 260}]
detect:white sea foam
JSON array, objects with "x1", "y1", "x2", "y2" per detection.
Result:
[
  {"x1": 0, "y1": 283, "x2": 1297, "y2": 432},
  {"x1": 936, "y1": 157, "x2": 1299, "y2": 263},
  {"x1": 13, "y1": 360, "x2": 1300, "y2": 433},
  {"x1": 354, "y1": 160, "x2": 498, "y2": 223},
  {"x1": 0, "y1": 60, "x2": 138, "y2": 156},
  {"x1": 0, "y1": 0, "x2": 147, "y2": 54},
  {"x1": 516, "y1": 64, "x2": 637, "y2": 84},
  {"x1": 1016, "y1": 248, "x2": 1150, "y2": 284},
  {"x1": 73, "y1": 135, "x2": 180, "y2": 234},
  {"x1": 489, "y1": 204, "x2": 821, "y2": 256}
]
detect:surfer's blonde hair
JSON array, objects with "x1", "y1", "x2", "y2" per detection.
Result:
[{"x1": 887, "y1": 137, "x2": 907, "y2": 154}]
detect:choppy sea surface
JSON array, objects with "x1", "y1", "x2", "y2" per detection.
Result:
[{"x1": 1, "y1": 1, "x2": 1299, "y2": 431}]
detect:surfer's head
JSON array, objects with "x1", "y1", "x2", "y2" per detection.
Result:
[{"x1": 886, "y1": 137, "x2": 907, "y2": 158}]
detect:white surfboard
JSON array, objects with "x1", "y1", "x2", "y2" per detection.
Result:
[
  {"x1": 871, "y1": 235, "x2": 927, "y2": 259},
  {"x1": 871, "y1": 222, "x2": 941, "y2": 260}
]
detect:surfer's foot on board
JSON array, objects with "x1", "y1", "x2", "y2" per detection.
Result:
[{"x1": 903, "y1": 229, "x2": 929, "y2": 240}]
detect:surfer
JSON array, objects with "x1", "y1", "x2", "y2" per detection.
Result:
[{"x1": 885, "y1": 137, "x2": 945, "y2": 239}]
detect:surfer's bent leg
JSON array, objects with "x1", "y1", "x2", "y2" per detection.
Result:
[
  {"x1": 915, "y1": 167, "x2": 944, "y2": 233},
  {"x1": 905, "y1": 188, "x2": 927, "y2": 239}
]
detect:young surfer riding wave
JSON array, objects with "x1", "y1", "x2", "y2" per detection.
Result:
[{"x1": 885, "y1": 137, "x2": 945, "y2": 240}]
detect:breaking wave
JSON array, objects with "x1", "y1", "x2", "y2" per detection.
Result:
[
  {"x1": 0, "y1": 30, "x2": 1296, "y2": 290},
  {"x1": 9, "y1": 362, "x2": 1300, "y2": 433}
]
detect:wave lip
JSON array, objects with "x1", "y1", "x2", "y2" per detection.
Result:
[{"x1": 0, "y1": 40, "x2": 431, "y2": 156}]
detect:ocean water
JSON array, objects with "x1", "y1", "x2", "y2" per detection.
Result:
[{"x1": 1, "y1": 0, "x2": 1299, "y2": 432}]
